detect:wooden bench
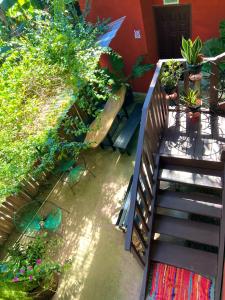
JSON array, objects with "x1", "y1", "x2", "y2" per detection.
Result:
[{"x1": 113, "y1": 103, "x2": 142, "y2": 155}]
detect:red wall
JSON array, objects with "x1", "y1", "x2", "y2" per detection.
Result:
[
  {"x1": 80, "y1": 0, "x2": 225, "y2": 92},
  {"x1": 79, "y1": 0, "x2": 153, "y2": 92}
]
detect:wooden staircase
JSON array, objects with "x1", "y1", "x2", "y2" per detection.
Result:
[
  {"x1": 124, "y1": 55, "x2": 225, "y2": 300},
  {"x1": 144, "y1": 156, "x2": 225, "y2": 300}
]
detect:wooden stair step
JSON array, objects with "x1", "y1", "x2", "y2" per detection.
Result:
[
  {"x1": 151, "y1": 241, "x2": 218, "y2": 278},
  {"x1": 160, "y1": 156, "x2": 223, "y2": 171},
  {"x1": 159, "y1": 166, "x2": 223, "y2": 190},
  {"x1": 157, "y1": 191, "x2": 222, "y2": 218},
  {"x1": 154, "y1": 214, "x2": 220, "y2": 247}
]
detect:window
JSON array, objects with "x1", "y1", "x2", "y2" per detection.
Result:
[{"x1": 163, "y1": 0, "x2": 179, "y2": 4}]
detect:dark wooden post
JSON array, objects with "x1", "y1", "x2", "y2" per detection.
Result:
[{"x1": 209, "y1": 62, "x2": 219, "y2": 110}]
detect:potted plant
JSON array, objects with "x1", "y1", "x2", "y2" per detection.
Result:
[
  {"x1": 107, "y1": 51, "x2": 154, "y2": 105},
  {"x1": 0, "y1": 234, "x2": 69, "y2": 300},
  {"x1": 160, "y1": 59, "x2": 183, "y2": 100},
  {"x1": 181, "y1": 37, "x2": 204, "y2": 78},
  {"x1": 181, "y1": 88, "x2": 202, "y2": 121}
]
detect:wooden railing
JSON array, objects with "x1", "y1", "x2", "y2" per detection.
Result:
[
  {"x1": 125, "y1": 61, "x2": 168, "y2": 265},
  {"x1": 209, "y1": 52, "x2": 225, "y2": 108}
]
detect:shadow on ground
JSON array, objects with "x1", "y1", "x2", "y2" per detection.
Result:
[{"x1": 49, "y1": 145, "x2": 142, "y2": 300}]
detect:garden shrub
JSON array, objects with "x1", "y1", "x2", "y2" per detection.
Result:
[{"x1": 0, "y1": 4, "x2": 113, "y2": 201}]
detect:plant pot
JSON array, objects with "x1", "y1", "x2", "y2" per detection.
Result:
[
  {"x1": 187, "y1": 63, "x2": 203, "y2": 75},
  {"x1": 189, "y1": 72, "x2": 203, "y2": 82},
  {"x1": 162, "y1": 85, "x2": 177, "y2": 95},
  {"x1": 29, "y1": 273, "x2": 59, "y2": 300},
  {"x1": 165, "y1": 92, "x2": 178, "y2": 102},
  {"x1": 188, "y1": 99, "x2": 202, "y2": 112},
  {"x1": 187, "y1": 111, "x2": 201, "y2": 122}
]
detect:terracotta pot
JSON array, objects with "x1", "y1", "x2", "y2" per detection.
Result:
[
  {"x1": 188, "y1": 99, "x2": 202, "y2": 112},
  {"x1": 165, "y1": 92, "x2": 178, "y2": 101},
  {"x1": 187, "y1": 99, "x2": 202, "y2": 122},
  {"x1": 29, "y1": 273, "x2": 59, "y2": 300},
  {"x1": 187, "y1": 111, "x2": 201, "y2": 122},
  {"x1": 189, "y1": 72, "x2": 203, "y2": 82}
]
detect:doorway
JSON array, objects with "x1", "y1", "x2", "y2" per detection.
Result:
[{"x1": 153, "y1": 4, "x2": 191, "y2": 59}]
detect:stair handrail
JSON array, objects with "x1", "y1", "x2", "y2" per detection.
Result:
[{"x1": 125, "y1": 61, "x2": 163, "y2": 251}]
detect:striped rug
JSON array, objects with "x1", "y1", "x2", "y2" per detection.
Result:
[{"x1": 147, "y1": 263, "x2": 215, "y2": 300}]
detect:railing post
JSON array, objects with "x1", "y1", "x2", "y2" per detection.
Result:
[{"x1": 210, "y1": 62, "x2": 219, "y2": 110}]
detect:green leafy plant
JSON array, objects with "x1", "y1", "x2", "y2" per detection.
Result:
[
  {"x1": 160, "y1": 59, "x2": 183, "y2": 94},
  {"x1": 203, "y1": 20, "x2": 225, "y2": 57},
  {"x1": 181, "y1": 37, "x2": 203, "y2": 65},
  {"x1": 0, "y1": 234, "x2": 67, "y2": 297},
  {"x1": 106, "y1": 51, "x2": 154, "y2": 91},
  {"x1": 202, "y1": 20, "x2": 225, "y2": 74},
  {"x1": 180, "y1": 88, "x2": 200, "y2": 107},
  {"x1": 0, "y1": 9, "x2": 112, "y2": 201}
]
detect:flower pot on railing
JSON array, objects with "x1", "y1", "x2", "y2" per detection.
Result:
[
  {"x1": 181, "y1": 37, "x2": 204, "y2": 81},
  {"x1": 160, "y1": 59, "x2": 183, "y2": 105},
  {"x1": 187, "y1": 62, "x2": 203, "y2": 75},
  {"x1": 187, "y1": 99, "x2": 202, "y2": 122},
  {"x1": 162, "y1": 86, "x2": 178, "y2": 102}
]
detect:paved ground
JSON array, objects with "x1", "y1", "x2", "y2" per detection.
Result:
[{"x1": 50, "y1": 145, "x2": 142, "y2": 300}]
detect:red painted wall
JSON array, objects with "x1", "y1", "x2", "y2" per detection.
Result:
[
  {"x1": 80, "y1": 0, "x2": 225, "y2": 92},
  {"x1": 79, "y1": 0, "x2": 154, "y2": 92}
]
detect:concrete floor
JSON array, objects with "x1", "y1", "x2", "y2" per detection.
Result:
[{"x1": 48, "y1": 146, "x2": 142, "y2": 300}]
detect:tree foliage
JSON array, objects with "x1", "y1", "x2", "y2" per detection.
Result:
[{"x1": 0, "y1": 3, "x2": 112, "y2": 201}]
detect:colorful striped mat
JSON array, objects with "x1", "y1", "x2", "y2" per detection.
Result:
[{"x1": 147, "y1": 263, "x2": 215, "y2": 300}]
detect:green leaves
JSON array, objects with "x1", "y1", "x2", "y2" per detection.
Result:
[
  {"x1": 107, "y1": 51, "x2": 154, "y2": 90},
  {"x1": 160, "y1": 59, "x2": 183, "y2": 90},
  {"x1": 0, "y1": 12, "x2": 109, "y2": 201},
  {"x1": 131, "y1": 56, "x2": 154, "y2": 79},
  {"x1": 180, "y1": 88, "x2": 199, "y2": 106},
  {"x1": 181, "y1": 37, "x2": 203, "y2": 65}
]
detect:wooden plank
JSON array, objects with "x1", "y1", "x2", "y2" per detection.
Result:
[
  {"x1": 151, "y1": 241, "x2": 218, "y2": 278},
  {"x1": 159, "y1": 167, "x2": 223, "y2": 190},
  {"x1": 154, "y1": 214, "x2": 220, "y2": 247},
  {"x1": 160, "y1": 156, "x2": 223, "y2": 171},
  {"x1": 157, "y1": 191, "x2": 222, "y2": 218},
  {"x1": 85, "y1": 86, "x2": 126, "y2": 148}
]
